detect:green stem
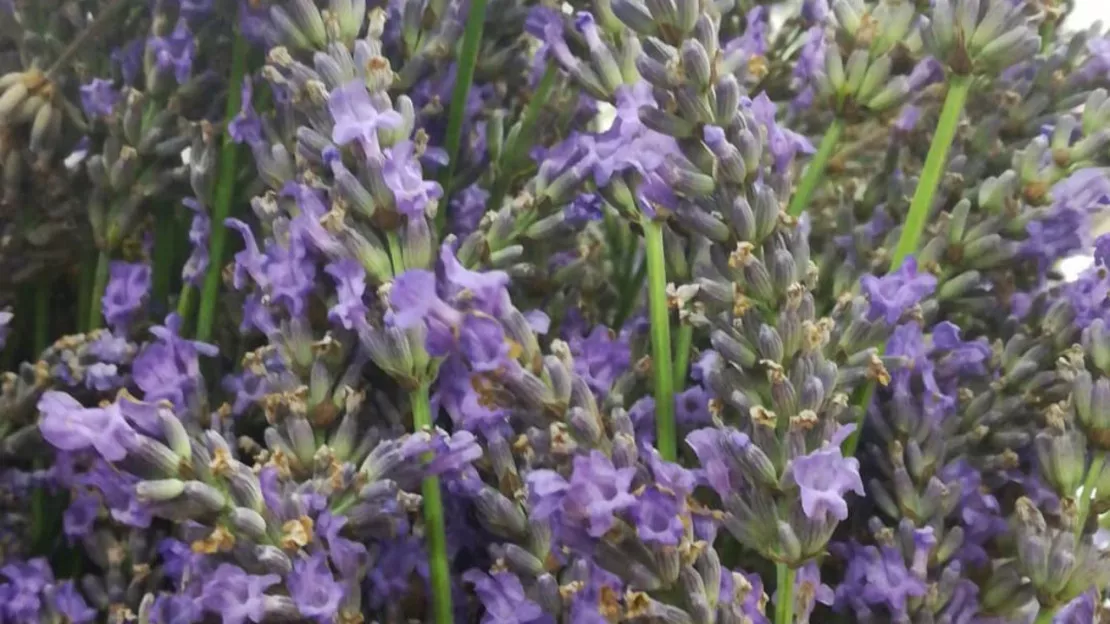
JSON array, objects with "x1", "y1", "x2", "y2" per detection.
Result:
[
  {"x1": 786, "y1": 118, "x2": 844, "y2": 217},
  {"x1": 176, "y1": 284, "x2": 196, "y2": 327},
  {"x1": 775, "y1": 563, "x2": 796, "y2": 624},
  {"x1": 487, "y1": 62, "x2": 558, "y2": 212},
  {"x1": 644, "y1": 220, "x2": 676, "y2": 461},
  {"x1": 843, "y1": 76, "x2": 972, "y2": 457},
  {"x1": 1076, "y1": 452, "x2": 1107, "y2": 536},
  {"x1": 411, "y1": 383, "x2": 453, "y2": 624},
  {"x1": 87, "y1": 250, "x2": 111, "y2": 331},
  {"x1": 1033, "y1": 607, "x2": 1056, "y2": 624},
  {"x1": 387, "y1": 232, "x2": 405, "y2": 276},
  {"x1": 889, "y1": 75, "x2": 971, "y2": 267},
  {"x1": 195, "y1": 32, "x2": 248, "y2": 344},
  {"x1": 673, "y1": 323, "x2": 693, "y2": 388},
  {"x1": 437, "y1": 0, "x2": 488, "y2": 230},
  {"x1": 152, "y1": 208, "x2": 175, "y2": 310},
  {"x1": 33, "y1": 284, "x2": 49, "y2": 354}
]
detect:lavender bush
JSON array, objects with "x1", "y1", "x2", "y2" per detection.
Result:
[{"x1": 0, "y1": 0, "x2": 1108, "y2": 621}]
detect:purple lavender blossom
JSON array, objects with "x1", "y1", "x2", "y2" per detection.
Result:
[
  {"x1": 324, "y1": 259, "x2": 369, "y2": 331},
  {"x1": 894, "y1": 105, "x2": 922, "y2": 133},
  {"x1": 199, "y1": 564, "x2": 280, "y2": 624},
  {"x1": 1096, "y1": 233, "x2": 1110, "y2": 267},
  {"x1": 366, "y1": 537, "x2": 428, "y2": 608},
  {"x1": 566, "y1": 324, "x2": 631, "y2": 396},
  {"x1": 832, "y1": 539, "x2": 929, "y2": 617},
  {"x1": 1025, "y1": 169, "x2": 1110, "y2": 268},
  {"x1": 79, "y1": 78, "x2": 119, "y2": 118},
  {"x1": 148, "y1": 20, "x2": 196, "y2": 84},
  {"x1": 63, "y1": 490, "x2": 100, "y2": 540},
  {"x1": 0, "y1": 558, "x2": 52, "y2": 621},
  {"x1": 563, "y1": 451, "x2": 637, "y2": 537},
  {"x1": 102, "y1": 261, "x2": 151, "y2": 331},
  {"x1": 719, "y1": 568, "x2": 770, "y2": 624},
  {"x1": 132, "y1": 314, "x2": 218, "y2": 410},
  {"x1": 724, "y1": 7, "x2": 769, "y2": 59},
  {"x1": 49, "y1": 581, "x2": 96, "y2": 623},
  {"x1": 182, "y1": 198, "x2": 210, "y2": 285},
  {"x1": 229, "y1": 77, "x2": 262, "y2": 146},
  {"x1": 382, "y1": 140, "x2": 443, "y2": 219},
  {"x1": 860, "y1": 257, "x2": 937, "y2": 324},
  {"x1": 630, "y1": 487, "x2": 685, "y2": 545},
  {"x1": 316, "y1": 512, "x2": 368, "y2": 580},
  {"x1": 328, "y1": 80, "x2": 404, "y2": 158},
  {"x1": 563, "y1": 193, "x2": 603, "y2": 226},
  {"x1": 463, "y1": 569, "x2": 548, "y2": 624},
  {"x1": 38, "y1": 391, "x2": 136, "y2": 461},
  {"x1": 77, "y1": 459, "x2": 150, "y2": 528},
  {"x1": 747, "y1": 93, "x2": 815, "y2": 172},
  {"x1": 1080, "y1": 37, "x2": 1110, "y2": 82},
  {"x1": 288, "y1": 553, "x2": 345, "y2": 621},
  {"x1": 451, "y1": 184, "x2": 489, "y2": 237},
  {"x1": 148, "y1": 593, "x2": 205, "y2": 624},
  {"x1": 790, "y1": 440, "x2": 864, "y2": 522},
  {"x1": 801, "y1": 0, "x2": 829, "y2": 22},
  {"x1": 112, "y1": 39, "x2": 144, "y2": 85}
]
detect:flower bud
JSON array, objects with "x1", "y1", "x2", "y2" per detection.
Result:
[
  {"x1": 229, "y1": 507, "x2": 269, "y2": 543},
  {"x1": 475, "y1": 486, "x2": 528, "y2": 538},
  {"x1": 136, "y1": 479, "x2": 186, "y2": 503}
]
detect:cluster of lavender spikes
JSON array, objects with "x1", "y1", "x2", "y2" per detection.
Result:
[{"x1": 0, "y1": 0, "x2": 1109, "y2": 621}]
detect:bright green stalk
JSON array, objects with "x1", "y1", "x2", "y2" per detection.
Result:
[
  {"x1": 775, "y1": 563, "x2": 796, "y2": 624},
  {"x1": 673, "y1": 324, "x2": 693, "y2": 388},
  {"x1": 195, "y1": 32, "x2": 248, "y2": 343},
  {"x1": 1033, "y1": 608, "x2": 1056, "y2": 624},
  {"x1": 843, "y1": 75, "x2": 972, "y2": 457},
  {"x1": 889, "y1": 76, "x2": 971, "y2": 267},
  {"x1": 644, "y1": 220, "x2": 676, "y2": 461},
  {"x1": 786, "y1": 118, "x2": 844, "y2": 217},
  {"x1": 437, "y1": 0, "x2": 488, "y2": 230},
  {"x1": 87, "y1": 250, "x2": 110, "y2": 331},
  {"x1": 411, "y1": 382, "x2": 453, "y2": 624}
]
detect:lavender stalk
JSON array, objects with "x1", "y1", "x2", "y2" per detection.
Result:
[
  {"x1": 438, "y1": 0, "x2": 489, "y2": 227},
  {"x1": 845, "y1": 67, "x2": 973, "y2": 457},
  {"x1": 411, "y1": 382, "x2": 453, "y2": 624},
  {"x1": 890, "y1": 76, "x2": 972, "y2": 266},
  {"x1": 86, "y1": 249, "x2": 110, "y2": 330},
  {"x1": 786, "y1": 119, "x2": 843, "y2": 218},
  {"x1": 776, "y1": 563, "x2": 796, "y2": 624},
  {"x1": 194, "y1": 32, "x2": 248, "y2": 343},
  {"x1": 644, "y1": 218, "x2": 676, "y2": 461}
]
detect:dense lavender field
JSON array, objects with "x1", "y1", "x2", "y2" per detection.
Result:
[{"x1": 0, "y1": 0, "x2": 1109, "y2": 622}]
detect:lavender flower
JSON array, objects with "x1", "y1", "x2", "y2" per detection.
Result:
[
  {"x1": 79, "y1": 79, "x2": 119, "y2": 118},
  {"x1": 860, "y1": 258, "x2": 937, "y2": 325},
  {"x1": 791, "y1": 440, "x2": 865, "y2": 522},
  {"x1": 102, "y1": 261, "x2": 151, "y2": 331}
]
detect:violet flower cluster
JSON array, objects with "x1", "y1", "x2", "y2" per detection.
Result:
[{"x1": 0, "y1": 0, "x2": 1109, "y2": 622}]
